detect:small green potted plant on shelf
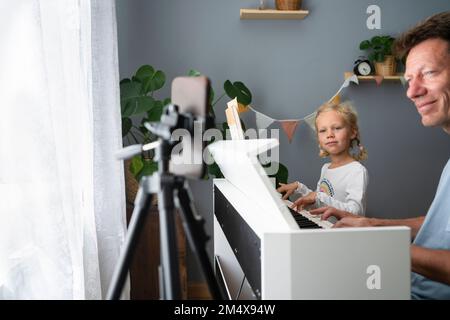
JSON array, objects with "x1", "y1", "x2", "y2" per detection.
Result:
[{"x1": 359, "y1": 35, "x2": 397, "y2": 76}]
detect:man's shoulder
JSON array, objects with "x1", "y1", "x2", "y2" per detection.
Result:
[{"x1": 443, "y1": 157, "x2": 450, "y2": 175}]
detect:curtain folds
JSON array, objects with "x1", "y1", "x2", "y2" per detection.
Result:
[{"x1": 0, "y1": 0, "x2": 126, "y2": 299}]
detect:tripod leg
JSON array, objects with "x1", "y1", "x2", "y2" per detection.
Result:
[
  {"x1": 175, "y1": 179, "x2": 225, "y2": 300},
  {"x1": 158, "y1": 174, "x2": 181, "y2": 299},
  {"x1": 107, "y1": 180, "x2": 153, "y2": 300}
]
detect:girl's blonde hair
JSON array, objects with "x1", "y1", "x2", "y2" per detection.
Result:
[{"x1": 314, "y1": 101, "x2": 368, "y2": 161}]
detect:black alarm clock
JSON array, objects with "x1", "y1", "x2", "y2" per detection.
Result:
[{"x1": 353, "y1": 57, "x2": 372, "y2": 76}]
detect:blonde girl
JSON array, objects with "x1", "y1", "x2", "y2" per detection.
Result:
[{"x1": 277, "y1": 101, "x2": 368, "y2": 215}]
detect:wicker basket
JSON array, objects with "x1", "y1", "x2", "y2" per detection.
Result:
[
  {"x1": 275, "y1": 0, "x2": 302, "y2": 10},
  {"x1": 124, "y1": 159, "x2": 158, "y2": 206},
  {"x1": 124, "y1": 159, "x2": 139, "y2": 205},
  {"x1": 374, "y1": 55, "x2": 397, "y2": 76}
]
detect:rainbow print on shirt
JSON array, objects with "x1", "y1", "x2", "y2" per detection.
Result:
[{"x1": 319, "y1": 178, "x2": 334, "y2": 197}]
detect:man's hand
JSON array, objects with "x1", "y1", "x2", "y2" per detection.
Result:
[
  {"x1": 291, "y1": 192, "x2": 316, "y2": 210},
  {"x1": 309, "y1": 206, "x2": 374, "y2": 228},
  {"x1": 276, "y1": 182, "x2": 298, "y2": 200}
]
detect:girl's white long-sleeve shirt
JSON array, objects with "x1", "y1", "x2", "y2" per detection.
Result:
[{"x1": 296, "y1": 161, "x2": 368, "y2": 216}]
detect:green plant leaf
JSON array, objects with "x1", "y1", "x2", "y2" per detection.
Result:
[
  {"x1": 142, "y1": 70, "x2": 165, "y2": 94},
  {"x1": 207, "y1": 161, "x2": 224, "y2": 179},
  {"x1": 137, "y1": 159, "x2": 158, "y2": 180},
  {"x1": 371, "y1": 36, "x2": 382, "y2": 46},
  {"x1": 276, "y1": 162, "x2": 289, "y2": 185},
  {"x1": 120, "y1": 80, "x2": 142, "y2": 104},
  {"x1": 131, "y1": 76, "x2": 142, "y2": 83},
  {"x1": 233, "y1": 82, "x2": 252, "y2": 105},
  {"x1": 130, "y1": 155, "x2": 144, "y2": 177},
  {"x1": 135, "y1": 65, "x2": 155, "y2": 83},
  {"x1": 123, "y1": 96, "x2": 155, "y2": 117},
  {"x1": 359, "y1": 40, "x2": 371, "y2": 50},
  {"x1": 122, "y1": 102, "x2": 134, "y2": 118},
  {"x1": 120, "y1": 78, "x2": 131, "y2": 85},
  {"x1": 386, "y1": 38, "x2": 394, "y2": 54},
  {"x1": 150, "y1": 70, "x2": 166, "y2": 92},
  {"x1": 121, "y1": 117, "x2": 132, "y2": 137},
  {"x1": 138, "y1": 121, "x2": 149, "y2": 135},
  {"x1": 374, "y1": 52, "x2": 384, "y2": 62},
  {"x1": 121, "y1": 80, "x2": 143, "y2": 117},
  {"x1": 135, "y1": 96, "x2": 156, "y2": 115},
  {"x1": 222, "y1": 122, "x2": 229, "y2": 138},
  {"x1": 163, "y1": 98, "x2": 171, "y2": 106},
  {"x1": 147, "y1": 101, "x2": 164, "y2": 122},
  {"x1": 224, "y1": 80, "x2": 238, "y2": 99},
  {"x1": 223, "y1": 80, "x2": 252, "y2": 105},
  {"x1": 368, "y1": 52, "x2": 377, "y2": 62},
  {"x1": 188, "y1": 69, "x2": 201, "y2": 77}
]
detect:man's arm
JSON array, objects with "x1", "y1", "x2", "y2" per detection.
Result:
[
  {"x1": 310, "y1": 207, "x2": 425, "y2": 239},
  {"x1": 411, "y1": 245, "x2": 450, "y2": 285},
  {"x1": 367, "y1": 216, "x2": 425, "y2": 239}
]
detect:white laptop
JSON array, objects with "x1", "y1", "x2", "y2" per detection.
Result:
[{"x1": 208, "y1": 139, "x2": 411, "y2": 299}]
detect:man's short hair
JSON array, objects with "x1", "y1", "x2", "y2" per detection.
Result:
[{"x1": 393, "y1": 11, "x2": 450, "y2": 59}]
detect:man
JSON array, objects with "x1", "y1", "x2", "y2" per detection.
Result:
[{"x1": 311, "y1": 11, "x2": 450, "y2": 299}]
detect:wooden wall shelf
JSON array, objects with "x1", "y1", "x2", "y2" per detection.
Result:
[
  {"x1": 344, "y1": 72, "x2": 405, "y2": 81},
  {"x1": 240, "y1": 9, "x2": 309, "y2": 20}
]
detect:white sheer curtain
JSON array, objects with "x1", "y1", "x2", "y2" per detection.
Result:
[{"x1": 0, "y1": 0, "x2": 127, "y2": 299}]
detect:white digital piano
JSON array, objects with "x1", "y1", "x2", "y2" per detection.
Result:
[{"x1": 208, "y1": 139, "x2": 411, "y2": 300}]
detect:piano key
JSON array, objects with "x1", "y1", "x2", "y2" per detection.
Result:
[{"x1": 287, "y1": 206, "x2": 332, "y2": 229}]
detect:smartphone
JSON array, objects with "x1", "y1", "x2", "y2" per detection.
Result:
[{"x1": 169, "y1": 76, "x2": 210, "y2": 179}]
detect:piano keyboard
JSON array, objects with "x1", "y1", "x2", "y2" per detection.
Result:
[{"x1": 285, "y1": 201, "x2": 333, "y2": 229}]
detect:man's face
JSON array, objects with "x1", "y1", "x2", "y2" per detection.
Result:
[{"x1": 405, "y1": 38, "x2": 450, "y2": 134}]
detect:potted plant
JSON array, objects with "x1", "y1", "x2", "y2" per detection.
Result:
[
  {"x1": 120, "y1": 66, "x2": 289, "y2": 189},
  {"x1": 359, "y1": 35, "x2": 397, "y2": 76}
]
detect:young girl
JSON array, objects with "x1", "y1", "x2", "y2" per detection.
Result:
[{"x1": 277, "y1": 101, "x2": 368, "y2": 215}]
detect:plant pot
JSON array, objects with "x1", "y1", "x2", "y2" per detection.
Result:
[
  {"x1": 124, "y1": 159, "x2": 140, "y2": 205},
  {"x1": 374, "y1": 55, "x2": 397, "y2": 76},
  {"x1": 275, "y1": 0, "x2": 302, "y2": 10},
  {"x1": 124, "y1": 159, "x2": 158, "y2": 206}
]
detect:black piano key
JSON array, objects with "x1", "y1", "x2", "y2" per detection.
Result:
[{"x1": 288, "y1": 206, "x2": 323, "y2": 229}]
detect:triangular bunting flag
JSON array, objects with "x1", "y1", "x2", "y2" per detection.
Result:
[
  {"x1": 348, "y1": 74, "x2": 359, "y2": 85},
  {"x1": 304, "y1": 112, "x2": 316, "y2": 131},
  {"x1": 280, "y1": 121, "x2": 300, "y2": 143},
  {"x1": 255, "y1": 111, "x2": 275, "y2": 129},
  {"x1": 237, "y1": 103, "x2": 249, "y2": 114},
  {"x1": 342, "y1": 78, "x2": 351, "y2": 89},
  {"x1": 374, "y1": 75, "x2": 384, "y2": 86},
  {"x1": 329, "y1": 76, "x2": 357, "y2": 104},
  {"x1": 329, "y1": 94, "x2": 341, "y2": 105}
]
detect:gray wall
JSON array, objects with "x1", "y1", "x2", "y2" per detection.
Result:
[{"x1": 116, "y1": 0, "x2": 450, "y2": 281}]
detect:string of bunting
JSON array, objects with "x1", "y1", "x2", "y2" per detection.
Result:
[
  {"x1": 372, "y1": 74, "x2": 407, "y2": 86},
  {"x1": 238, "y1": 74, "x2": 360, "y2": 143}
]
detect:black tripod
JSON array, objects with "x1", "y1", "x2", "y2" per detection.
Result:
[{"x1": 107, "y1": 105, "x2": 224, "y2": 300}]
